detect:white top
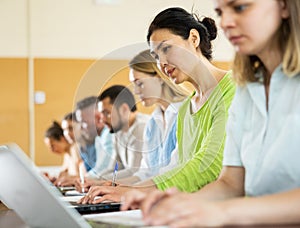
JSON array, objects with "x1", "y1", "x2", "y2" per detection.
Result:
[
  {"x1": 62, "y1": 144, "x2": 81, "y2": 176},
  {"x1": 223, "y1": 65, "x2": 300, "y2": 196},
  {"x1": 103, "y1": 112, "x2": 150, "y2": 180}
]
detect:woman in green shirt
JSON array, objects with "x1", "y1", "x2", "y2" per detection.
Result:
[{"x1": 78, "y1": 7, "x2": 235, "y2": 204}]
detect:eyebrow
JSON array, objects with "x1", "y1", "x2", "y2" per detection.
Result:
[
  {"x1": 228, "y1": 0, "x2": 237, "y2": 6},
  {"x1": 215, "y1": 0, "x2": 237, "y2": 11},
  {"x1": 150, "y1": 40, "x2": 167, "y2": 55}
]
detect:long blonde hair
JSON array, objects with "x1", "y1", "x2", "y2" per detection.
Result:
[
  {"x1": 233, "y1": 0, "x2": 300, "y2": 85},
  {"x1": 129, "y1": 49, "x2": 189, "y2": 102}
]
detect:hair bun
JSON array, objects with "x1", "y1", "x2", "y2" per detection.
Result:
[
  {"x1": 202, "y1": 17, "x2": 217, "y2": 41},
  {"x1": 52, "y1": 121, "x2": 61, "y2": 128}
]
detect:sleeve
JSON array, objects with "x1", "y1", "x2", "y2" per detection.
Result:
[
  {"x1": 103, "y1": 119, "x2": 147, "y2": 180},
  {"x1": 153, "y1": 85, "x2": 235, "y2": 192},
  {"x1": 86, "y1": 130, "x2": 117, "y2": 179},
  {"x1": 133, "y1": 118, "x2": 155, "y2": 181},
  {"x1": 222, "y1": 87, "x2": 244, "y2": 167},
  {"x1": 114, "y1": 133, "x2": 144, "y2": 179},
  {"x1": 160, "y1": 119, "x2": 177, "y2": 167},
  {"x1": 132, "y1": 156, "x2": 151, "y2": 181}
]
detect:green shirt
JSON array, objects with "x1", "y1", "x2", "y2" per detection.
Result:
[{"x1": 153, "y1": 72, "x2": 235, "y2": 192}]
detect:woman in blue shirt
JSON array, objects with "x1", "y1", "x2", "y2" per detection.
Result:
[{"x1": 117, "y1": 49, "x2": 189, "y2": 184}]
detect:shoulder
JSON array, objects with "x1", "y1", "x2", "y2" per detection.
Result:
[
  {"x1": 130, "y1": 112, "x2": 150, "y2": 136},
  {"x1": 136, "y1": 112, "x2": 150, "y2": 123},
  {"x1": 178, "y1": 92, "x2": 194, "y2": 113}
]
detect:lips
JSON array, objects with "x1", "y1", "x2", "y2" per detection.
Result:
[
  {"x1": 229, "y1": 35, "x2": 243, "y2": 44},
  {"x1": 164, "y1": 67, "x2": 175, "y2": 78}
]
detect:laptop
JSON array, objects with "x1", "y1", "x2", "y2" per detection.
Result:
[{"x1": 0, "y1": 143, "x2": 120, "y2": 228}]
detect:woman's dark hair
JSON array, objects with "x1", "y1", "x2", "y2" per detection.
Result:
[
  {"x1": 147, "y1": 7, "x2": 217, "y2": 60},
  {"x1": 45, "y1": 121, "x2": 64, "y2": 141},
  {"x1": 63, "y1": 112, "x2": 77, "y2": 122}
]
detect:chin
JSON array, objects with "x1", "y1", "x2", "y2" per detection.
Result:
[
  {"x1": 142, "y1": 100, "x2": 153, "y2": 107},
  {"x1": 174, "y1": 78, "x2": 183, "y2": 84}
]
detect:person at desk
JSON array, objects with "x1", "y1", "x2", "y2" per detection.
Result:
[
  {"x1": 96, "y1": 85, "x2": 150, "y2": 180},
  {"x1": 109, "y1": 49, "x2": 188, "y2": 184},
  {"x1": 56, "y1": 112, "x2": 86, "y2": 186},
  {"x1": 123, "y1": 49, "x2": 189, "y2": 183},
  {"x1": 122, "y1": 1, "x2": 300, "y2": 226},
  {"x1": 77, "y1": 7, "x2": 235, "y2": 204},
  {"x1": 74, "y1": 48, "x2": 188, "y2": 187},
  {"x1": 75, "y1": 85, "x2": 150, "y2": 191},
  {"x1": 76, "y1": 95, "x2": 116, "y2": 179},
  {"x1": 44, "y1": 121, "x2": 81, "y2": 182},
  {"x1": 54, "y1": 96, "x2": 104, "y2": 186},
  {"x1": 75, "y1": 96, "x2": 98, "y2": 172}
]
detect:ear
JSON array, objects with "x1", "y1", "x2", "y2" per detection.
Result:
[
  {"x1": 118, "y1": 103, "x2": 130, "y2": 115},
  {"x1": 188, "y1": 29, "x2": 201, "y2": 49},
  {"x1": 279, "y1": 0, "x2": 290, "y2": 19}
]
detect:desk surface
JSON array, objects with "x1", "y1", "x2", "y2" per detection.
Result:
[
  {"x1": 0, "y1": 202, "x2": 8, "y2": 211},
  {"x1": 0, "y1": 210, "x2": 29, "y2": 228},
  {"x1": 1, "y1": 202, "x2": 300, "y2": 228}
]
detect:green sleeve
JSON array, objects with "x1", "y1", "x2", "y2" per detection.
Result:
[{"x1": 153, "y1": 106, "x2": 227, "y2": 192}]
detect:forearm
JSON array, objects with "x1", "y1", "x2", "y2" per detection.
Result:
[
  {"x1": 194, "y1": 166, "x2": 245, "y2": 201},
  {"x1": 117, "y1": 176, "x2": 141, "y2": 185},
  {"x1": 222, "y1": 188, "x2": 300, "y2": 226},
  {"x1": 125, "y1": 179, "x2": 157, "y2": 193},
  {"x1": 102, "y1": 167, "x2": 139, "y2": 181},
  {"x1": 153, "y1": 152, "x2": 223, "y2": 192},
  {"x1": 194, "y1": 178, "x2": 244, "y2": 201}
]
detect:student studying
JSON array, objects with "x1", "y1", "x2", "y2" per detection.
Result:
[
  {"x1": 79, "y1": 49, "x2": 188, "y2": 187},
  {"x1": 43, "y1": 121, "x2": 82, "y2": 184},
  {"x1": 77, "y1": 7, "x2": 235, "y2": 205},
  {"x1": 122, "y1": 1, "x2": 300, "y2": 226},
  {"x1": 3, "y1": 1, "x2": 300, "y2": 227}
]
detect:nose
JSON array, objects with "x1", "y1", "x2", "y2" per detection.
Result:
[
  {"x1": 133, "y1": 84, "x2": 141, "y2": 95},
  {"x1": 157, "y1": 60, "x2": 168, "y2": 76},
  {"x1": 220, "y1": 11, "x2": 236, "y2": 31}
]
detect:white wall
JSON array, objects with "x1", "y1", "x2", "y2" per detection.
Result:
[
  {"x1": 0, "y1": 0, "x2": 28, "y2": 57},
  {"x1": 0, "y1": 0, "x2": 234, "y2": 61}
]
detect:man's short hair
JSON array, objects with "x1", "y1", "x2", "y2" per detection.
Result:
[
  {"x1": 76, "y1": 96, "x2": 97, "y2": 111},
  {"x1": 98, "y1": 85, "x2": 137, "y2": 112}
]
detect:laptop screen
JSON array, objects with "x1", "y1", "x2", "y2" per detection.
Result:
[{"x1": 0, "y1": 143, "x2": 91, "y2": 228}]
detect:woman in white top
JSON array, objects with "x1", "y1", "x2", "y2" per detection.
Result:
[
  {"x1": 44, "y1": 120, "x2": 81, "y2": 185},
  {"x1": 122, "y1": 0, "x2": 300, "y2": 226}
]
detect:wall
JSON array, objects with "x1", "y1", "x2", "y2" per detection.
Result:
[
  {"x1": 0, "y1": 0, "x2": 234, "y2": 166},
  {"x1": 0, "y1": 0, "x2": 234, "y2": 60},
  {"x1": 0, "y1": 59, "x2": 29, "y2": 154}
]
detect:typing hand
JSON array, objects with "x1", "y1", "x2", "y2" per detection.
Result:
[
  {"x1": 43, "y1": 172, "x2": 56, "y2": 183},
  {"x1": 77, "y1": 185, "x2": 129, "y2": 204},
  {"x1": 74, "y1": 178, "x2": 112, "y2": 193},
  {"x1": 120, "y1": 189, "x2": 147, "y2": 211},
  {"x1": 74, "y1": 178, "x2": 95, "y2": 193},
  {"x1": 54, "y1": 175, "x2": 77, "y2": 187},
  {"x1": 142, "y1": 189, "x2": 226, "y2": 227}
]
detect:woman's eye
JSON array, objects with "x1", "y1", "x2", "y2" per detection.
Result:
[
  {"x1": 215, "y1": 9, "x2": 222, "y2": 17},
  {"x1": 150, "y1": 51, "x2": 159, "y2": 60},
  {"x1": 135, "y1": 81, "x2": 143, "y2": 88},
  {"x1": 152, "y1": 54, "x2": 159, "y2": 60},
  {"x1": 162, "y1": 46, "x2": 171, "y2": 53},
  {"x1": 234, "y1": 4, "x2": 248, "y2": 13}
]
